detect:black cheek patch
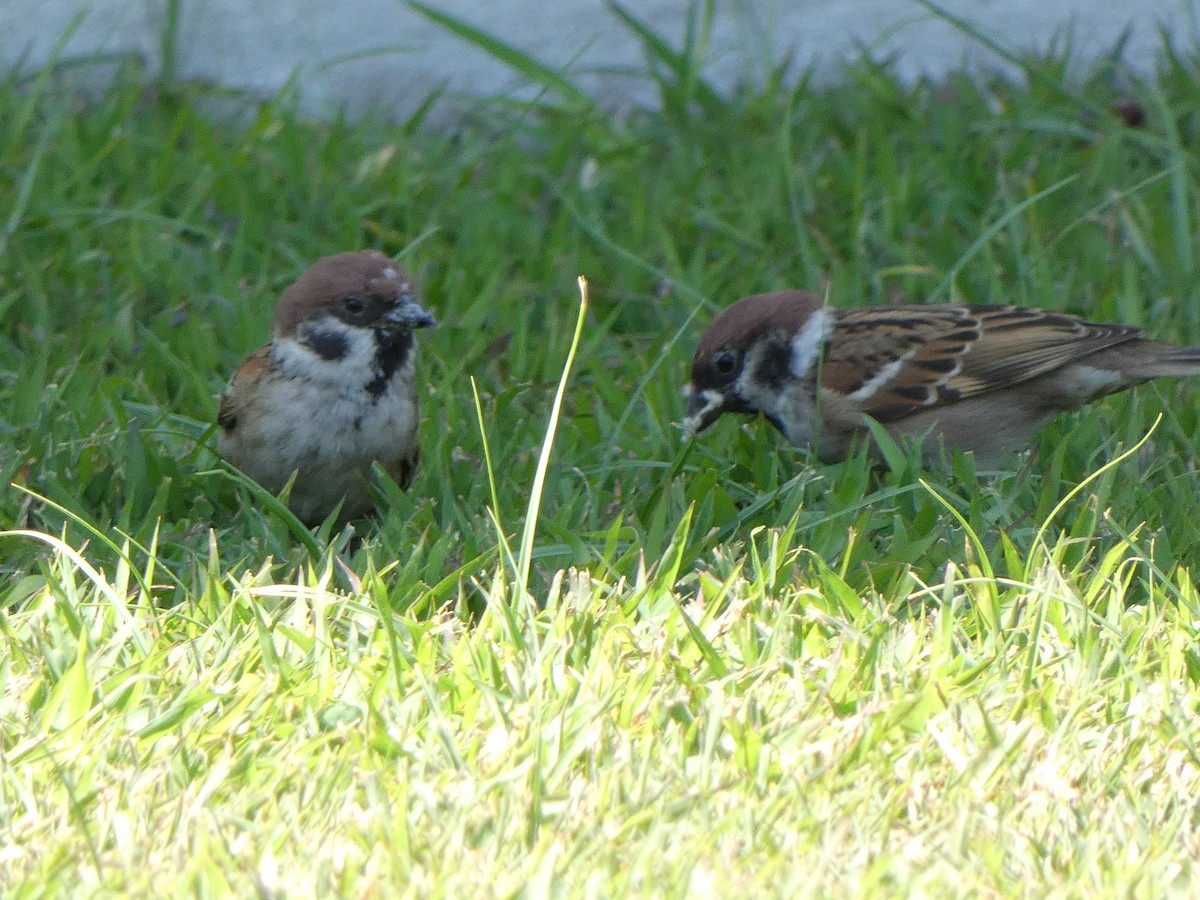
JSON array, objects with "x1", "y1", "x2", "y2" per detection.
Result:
[
  {"x1": 304, "y1": 325, "x2": 350, "y2": 361},
  {"x1": 751, "y1": 338, "x2": 793, "y2": 391}
]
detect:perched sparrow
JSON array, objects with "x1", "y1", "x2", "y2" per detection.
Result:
[
  {"x1": 218, "y1": 251, "x2": 435, "y2": 524},
  {"x1": 684, "y1": 291, "x2": 1200, "y2": 467}
]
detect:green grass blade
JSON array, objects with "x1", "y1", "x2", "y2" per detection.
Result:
[{"x1": 516, "y1": 277, "x2": 590, "y2": 602}]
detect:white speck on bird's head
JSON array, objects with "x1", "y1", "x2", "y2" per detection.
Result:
[{"x1": 383, "y1": 267, "x2": 398, "y2": 279}]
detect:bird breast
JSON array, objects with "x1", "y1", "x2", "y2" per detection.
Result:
[{"x1": 221, "y1": 336, "x2": 419, "y2": 500}]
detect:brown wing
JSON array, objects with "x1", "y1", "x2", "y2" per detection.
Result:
[
  {"x1": 217, "y1": 347, "x2": 270, "y2": 432},
  {"x1": 823, "y1": 305, "x2": 1144, "y2": 423}
]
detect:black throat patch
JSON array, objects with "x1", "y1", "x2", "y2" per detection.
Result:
[{"x1": 366, "y1": 330, "x2": 413, "y2": 398}]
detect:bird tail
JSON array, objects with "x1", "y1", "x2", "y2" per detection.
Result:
[{"x1": 1143, "y1": 344, "x2": 1200, "y2": 378}]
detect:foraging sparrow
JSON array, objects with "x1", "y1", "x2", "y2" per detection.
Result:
[
  {"x1": 684, "y1": 291, "x2": 1200, "y2": 467},
  {"x1": 218, "y1": 251, "x2": 435, "y2": 524}
]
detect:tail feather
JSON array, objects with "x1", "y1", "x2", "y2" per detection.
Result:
[
  {"x1": 1144, "y1": 344, "x2": 1200, "y2": 378},
  {"x1": 1086, "y1": 340, "x2": 1200, "y2": 383}
]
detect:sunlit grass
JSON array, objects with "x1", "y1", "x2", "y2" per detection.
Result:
[{"x1": 3, "y1": 4, "x2": 1200, "y2": 894}]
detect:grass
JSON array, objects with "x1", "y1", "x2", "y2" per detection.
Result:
[{"x1": 3, "y1": 3, "x2": 1200, "y2": 893}]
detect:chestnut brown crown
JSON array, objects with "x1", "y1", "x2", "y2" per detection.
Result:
[{"x1": 273, "y1": 250, "x2": 435, "y2": 338}]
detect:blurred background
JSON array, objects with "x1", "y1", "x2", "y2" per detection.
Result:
[{"x1": 7, "y1": 0, "x2": 1197, "y2": 120}]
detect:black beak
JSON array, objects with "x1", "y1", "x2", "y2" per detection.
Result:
[{"x1": 383, "y1": 294, "x2": 436, "y2": 331}]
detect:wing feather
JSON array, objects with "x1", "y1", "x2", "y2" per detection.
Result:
[
  {"x1": 823, "y1": 305, "x2": 1143, "y2": 422},
  {"x1": 217, "y1": 347, "x2": 271, "y2": 433}
]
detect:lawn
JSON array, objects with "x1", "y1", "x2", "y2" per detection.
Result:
[{"x1": 3, "y1": 6, "x2": 1200, "y2": 896}]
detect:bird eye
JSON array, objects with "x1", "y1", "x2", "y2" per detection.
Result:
[
  {"x1": 713, "y1": 349, "x2": 739, "y2": 376},
  {"x1": 344, "y1": 294, "x2": 365, "y2": 314}
]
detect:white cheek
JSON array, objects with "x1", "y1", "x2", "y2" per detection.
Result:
[
  {"x1": 732, "y1": 340, "x2": 819, "y2": 447},
  {"x1": 273, "y1": 323, "x2": 378, "y2": 390},
  {"x1": 734, "y1": 342, "x2": 778, "y2": 413}
]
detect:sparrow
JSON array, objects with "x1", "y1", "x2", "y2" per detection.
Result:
[
  {"x1": 684, "y1": 290, "x2": 1200, "y2": 467},
  {"x1": 217, "y1": 251, "x2": 436, "y2": 525}
]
